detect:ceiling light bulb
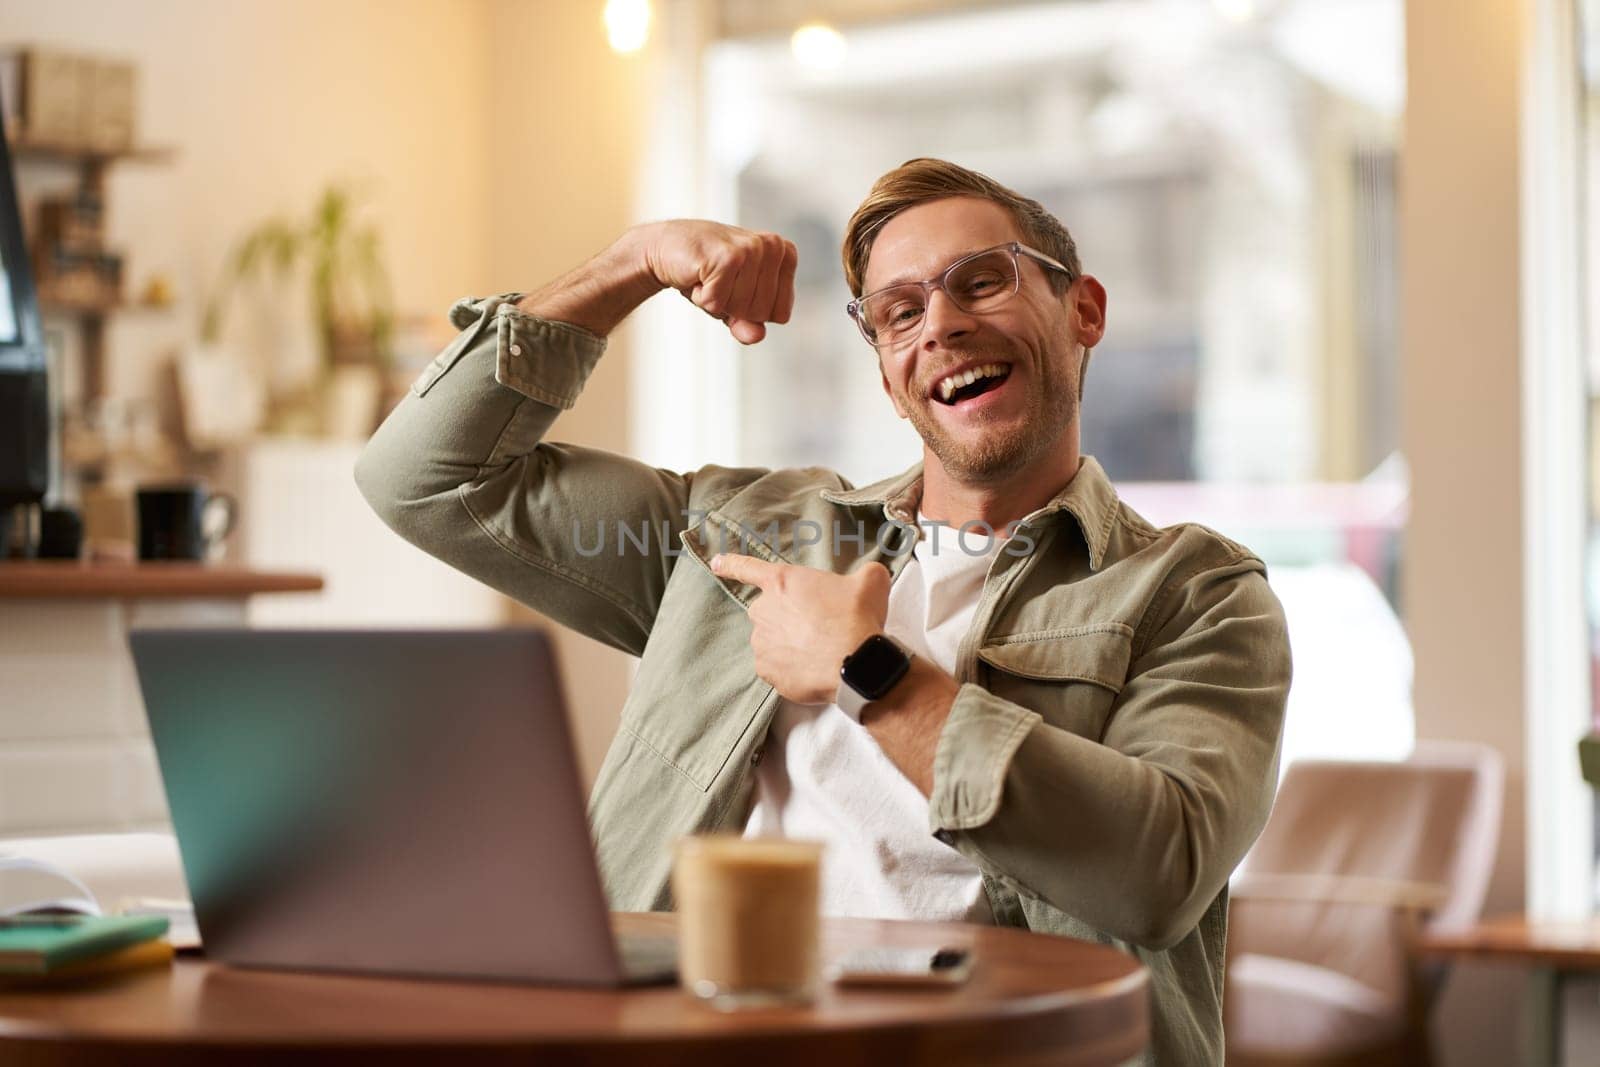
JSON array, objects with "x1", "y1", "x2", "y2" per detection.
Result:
[
  {"x1": 791, "y1": 23, "x2": 847, "y2": 72},
  {"x1": 604, "y1": 0, "x2": 651, "y2": 54}
]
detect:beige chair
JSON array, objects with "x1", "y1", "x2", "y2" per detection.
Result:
[{"x1": 1224, "y1": 742, "x2": 1504, "y2": 1067}]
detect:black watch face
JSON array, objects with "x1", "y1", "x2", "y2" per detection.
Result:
[{"x1": 844, "y1": 635, "x2": 910, "y2": 699}]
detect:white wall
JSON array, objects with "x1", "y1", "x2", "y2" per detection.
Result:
[
  {"x1": 1401, "y1": 1, "x2": 1531, "y2": 1063},
  {"x1": 483, "y1": 0, "x2": 649, "y2": 787},
  {"x1": 6, "y1": 0, "x2": 496, "y2": 400}
]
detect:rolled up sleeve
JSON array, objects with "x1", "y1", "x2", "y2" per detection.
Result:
[
  {"x1": 409, "y1": 294, "x2": 605, "y2": 407},
  {"x1": 928, "y1": 686, "x2": 1041, "y2": 831}
]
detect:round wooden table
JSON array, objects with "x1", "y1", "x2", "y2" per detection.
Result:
[{"x1": 0, "y1": 914, "x2": 1148, "y2": 1066}]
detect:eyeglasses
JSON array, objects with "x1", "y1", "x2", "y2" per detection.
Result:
[{"x1": 846, "y1": 242, "x2": 1076, "y2": 348}]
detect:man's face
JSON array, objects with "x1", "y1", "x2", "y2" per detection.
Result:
[{"x1": 863, "y1": 197, "x2": 1097, "y2": 485}]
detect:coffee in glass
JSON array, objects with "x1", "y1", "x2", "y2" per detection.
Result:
[{"x1": 671, "y1": 835, "x2": 823, "y2": 1010}]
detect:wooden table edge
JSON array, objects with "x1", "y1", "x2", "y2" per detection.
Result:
[
  {"x1": 0, "y1": 561, "x2": 324, "y2": 598},
  {"x1": 0, "y1": 921, "x2": 1151, "y2": 1066}
]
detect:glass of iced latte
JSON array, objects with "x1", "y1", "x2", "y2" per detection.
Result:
[{"x1": 671, "y1": 835, "x2": 823, "y2": 1010}]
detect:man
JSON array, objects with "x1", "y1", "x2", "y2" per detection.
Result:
[{"x1": 356, "y1": 158, "x2": 1291, "y2": 1065}]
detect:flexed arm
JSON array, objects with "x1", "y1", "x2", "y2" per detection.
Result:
[
  {"x1": 519, "y1": 220, "x2": 796, "y2": 344},
  {"x1": 354, "y1": 223, "x2": 798, "y2": 655}
]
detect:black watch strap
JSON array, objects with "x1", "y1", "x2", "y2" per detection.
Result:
[{"x1": 836, "y1": 634, "x2": 911, "y2": 721}]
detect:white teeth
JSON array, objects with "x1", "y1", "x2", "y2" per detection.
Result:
[{"x1": 935, "y1": 363, "x2": 1007, "y2": 402}]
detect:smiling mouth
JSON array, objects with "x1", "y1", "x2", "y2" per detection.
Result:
[{"x1": 933, "y1": 363, "x2": 1012, "y2": 405}]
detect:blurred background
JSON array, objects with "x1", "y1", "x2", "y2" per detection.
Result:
[{"x1": 0, "y1": 0, "x2": 1594, "y2": 1063}]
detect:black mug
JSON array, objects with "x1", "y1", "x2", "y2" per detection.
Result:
[
  {"x1": 137, "y1": 484, "x2": 237, "y2": 561},
  {"x1": 38, "y1": 507, "x2": 83, "y2": 560}
]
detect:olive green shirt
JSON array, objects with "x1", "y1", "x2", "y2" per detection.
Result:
[{"x1": 355, "y1": 294, "x2": 1292, "y2": 1066}]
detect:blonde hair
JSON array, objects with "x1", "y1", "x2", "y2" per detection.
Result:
[{"x1": 842, "y1": 158, "x2": 1081, "y2": 298}]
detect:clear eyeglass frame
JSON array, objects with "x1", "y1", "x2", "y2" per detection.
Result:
[{"x1": 845, "y1": 241, "x2": 1076, "y2": 348}]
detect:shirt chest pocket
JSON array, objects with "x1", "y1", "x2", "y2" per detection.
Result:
[{"x1": 975, "y1": 625, "x2": 1134, "y2": 742}]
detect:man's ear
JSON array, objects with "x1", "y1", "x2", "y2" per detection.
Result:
[
  {"x1": 880, "y1": 363, "x2": 908, "y2": 419},
  {"x1": 1070, "y1": 275, "x2": 1108, "y2": 349}
]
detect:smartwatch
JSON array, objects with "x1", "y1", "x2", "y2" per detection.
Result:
[{"x1": 836, "y1": 634, "x2": 912, "y2": 721}]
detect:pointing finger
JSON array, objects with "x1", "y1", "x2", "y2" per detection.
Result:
[{"x1": 710, "y1": 552, "x2": 783, "y2": 589}]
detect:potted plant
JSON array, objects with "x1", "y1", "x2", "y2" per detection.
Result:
[{"x1": 202, "y1": 185, "x2": 394, "y2": 438}]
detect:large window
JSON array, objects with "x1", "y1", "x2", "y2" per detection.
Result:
[{"x1": 639, "y1": 0, "x2": 1409, "y2": 774}]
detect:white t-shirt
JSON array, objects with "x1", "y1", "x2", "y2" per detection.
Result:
[{"x1": 742, "y1": 515, "x2": 1007, "y2": 923}]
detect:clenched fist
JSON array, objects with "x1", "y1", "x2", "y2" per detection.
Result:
[
  {"x1": 637, "y1": 221, "x2": 799, "y2": 345},
  {"x1": 515, "y1": 219, "x2": 799, "y2": 344}
]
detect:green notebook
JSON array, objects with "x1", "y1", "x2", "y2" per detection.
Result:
[{"x1": 0, "y1": 915, "x2": 169, "y2": 975}]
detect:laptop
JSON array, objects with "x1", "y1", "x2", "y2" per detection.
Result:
[{"x1": 128, "y1": 628, "x2": 676, "y2": 985}]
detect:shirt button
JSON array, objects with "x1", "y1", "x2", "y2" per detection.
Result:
[
  {"x1": 509, "y1": 343, "x2": 523, "y2": 356},
  {"x1": 750, "y1": 747, "x2": 764, "y2": 766}
]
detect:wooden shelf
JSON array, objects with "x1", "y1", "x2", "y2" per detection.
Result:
[
  {"x1": 10, "y1": 137, "x2": 177, "y2": 166},
  {"x1": 0, "y1": 561, "x2": 323, "y2": 599},
  {"x1": 39, "y1": 296, "x2": 175, "y2": 319},
  {"x1": 13, "y1": 134, "x2": 178, "y2": 408}
]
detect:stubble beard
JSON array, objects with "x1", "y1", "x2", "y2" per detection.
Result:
[{"x1": 903, "y1": 346, "x2": 1079, "y2": 484}]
